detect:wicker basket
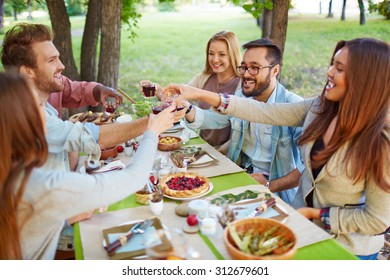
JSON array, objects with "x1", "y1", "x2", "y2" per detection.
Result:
[
  {"x1": 224, "y1": 217, "x2": 297, "y2": 260},
  {"x1": 135, "y1": 190, "x2": 154, "y2": 205}
]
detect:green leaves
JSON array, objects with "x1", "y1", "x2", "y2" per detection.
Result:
[{"x1": 233, "y1": 0, "x2": 273, "y2": 19}]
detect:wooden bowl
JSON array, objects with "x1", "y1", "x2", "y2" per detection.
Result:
[
  {"x1": 158, "y1": 136, "x2": 182, "y2": 151},
  {"x1": 100, "y1": 146, "x2": 118, "y2": 160},
  {"x1": 224, "y1": 217, "x2": 297, "y2": 260}
]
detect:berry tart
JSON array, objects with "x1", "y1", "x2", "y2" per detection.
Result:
[{"x1": 160, "y1": 172, "x2": 210, "y2": 198}]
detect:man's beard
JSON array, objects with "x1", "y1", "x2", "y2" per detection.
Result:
[
  {"x1": 33, "y1": 69, "x2": 64, "y2": 95},
  {"x1": 241, "y1": 72, "x2": 271, "y2": 98}
]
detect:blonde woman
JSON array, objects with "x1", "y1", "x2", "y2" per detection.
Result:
[{"x1": 187, "y1": 31, "x2": 242, "y2": 147}]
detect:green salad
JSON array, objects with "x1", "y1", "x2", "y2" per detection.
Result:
[{"x1": 132, "y1": 101, "x2": 152, "y2": 118}]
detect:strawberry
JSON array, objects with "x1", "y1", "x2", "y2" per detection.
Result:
[{"x1": 117, "y1": 145, "x2": 124, "y2": 153}]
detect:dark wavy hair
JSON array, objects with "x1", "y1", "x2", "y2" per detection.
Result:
[{"x1": 299, "y1": 38, "x2": 390, "y2": 192}]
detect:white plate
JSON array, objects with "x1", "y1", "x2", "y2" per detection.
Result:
[
  {"x1": 163, "y1": 182, "x2": 214, "y2": 201},
  {"x1": 165, "y1": 123, "x2": 184, "y2": 133}
]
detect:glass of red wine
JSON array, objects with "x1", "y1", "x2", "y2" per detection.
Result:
[
  {"x1": 105, "y1": 97, "x2": 116, "y2": 115},
  {"x1": 141, "y1": 81, "x2": 156, "y2": 98}
]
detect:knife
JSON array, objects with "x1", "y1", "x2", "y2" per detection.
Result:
[
  {"x1": 247, "y1": 198, "x2": 276, "y2": 217},
  {"x1": 104, "y1": 219, "x2": 152, "y2": 256}
]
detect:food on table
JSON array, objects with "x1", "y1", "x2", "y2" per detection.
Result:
[
  {"x1": 70, "y1": 111, "x2": 123, "y2": 124},
  {"x1": 86, "y1": 111, "x2": 99, "y2": 122},
  {"x1": 100, "y1": 112, "x2": 111, "y2": 122},
  {"x1": 160, "y1": 172, "x2": 210, "y2": 198},
  {"x1": 117, "y1": 146, "x2": 124, "y2": 153},
  {"x1": 78, "y1": 111, "x2": 90, "y2": 122},
  {"x1": 159, "y1": 136, "x2": 179, "y2": 145},
  {"x1": 158, "y1": 136, "x2": 182, "y2": 151},
  {"x1": 186, "y1": 214, "x2": 198, "y2": 226},
  {"x1": 226, "y1": 221, "x2": 296, "y2": 258},
  {"x1": 132, "y1": 101, "x2": 152, "y2": 118},
  {"x1": 211, "y1": 190, "x2": 260, "y2": 204}
]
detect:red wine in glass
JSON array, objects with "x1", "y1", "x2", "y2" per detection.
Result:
[
  {"x1": 105, "y1": 105, "x2": 115, "y2": 114},
  {"x1": 152, "y1": 105, "x2": 163, "y2": 115},
  {"x1": 105, "y1": 97, "x2": 116, "y2": 115},
  {"x1": 142, "y1": 85, "x2": 156, "y2": 98}
]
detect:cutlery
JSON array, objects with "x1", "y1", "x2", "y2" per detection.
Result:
[
  {"x1": 247, "y1": 198, "x2": 276, "y2": 217},
  {"x1": 104, "y1": 219, "x2": 152, "y2": 256}
]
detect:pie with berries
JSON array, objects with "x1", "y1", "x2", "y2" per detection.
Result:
[{"x1": 160, "y1": 172, "x2": 210, "y2": 198}]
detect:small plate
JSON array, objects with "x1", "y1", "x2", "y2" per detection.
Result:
[
  {"x1": 163, "y1": 182, "x2": 214, "y2": 201},
  {"x1": 165, "y1": 123, "x2": 184, "y2": 133}
]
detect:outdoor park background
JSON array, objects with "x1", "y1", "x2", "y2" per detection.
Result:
[{"x1": 0, "y1": 0, "x2": 389, "y2": 112}]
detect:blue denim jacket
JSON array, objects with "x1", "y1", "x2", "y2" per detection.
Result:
[{"x1": 187, "y1": 81, "x2": 304, "y2": 204}]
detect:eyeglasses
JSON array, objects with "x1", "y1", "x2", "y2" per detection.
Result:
[{"x1": 236, "y1": 64, "x2": 274, "y2": 76}]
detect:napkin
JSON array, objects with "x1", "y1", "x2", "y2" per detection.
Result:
[
  {"x1": 102, "y1": 217, "x2": 171, "y2": 260},
  {"x1": 90, "y1": 160, "x2": 125, "y2": 174},
  {"x1": 229, "y1": 197, "x2": 288, "y2": 222}
]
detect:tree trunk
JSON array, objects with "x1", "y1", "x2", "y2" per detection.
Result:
[
  {"x1": 0, "y1": 0, "x2": 4, "y2": 33},
  {"x1": 98, "y1": 0, "x2": 122, "y2": 88},
  {"x1": 262, "y1": 7, "x2": 273, "y2": 38},
  {"x1": 327, "y1": 0, "x2": 334, "y2": 18},
  {"x1": 270, "y1": 0, "x2": 288, "y2": 58},
  {"x1": 27, "y1": 1, "x2": 33, "y2": 20},
  {"x1": 46, "y1": 0, "x2": 79, "y2": 80},
  {"x1": 81, "y1": 0, "x2": 102, "y2": 82},
  {"x1": 270, "y1": 0, "x2": 288, "y2": 81},
  {"x1": 358, "y1": 0, "x2": 366, "y2": 25},
  {"x1": 341, "y1": 0, "x2": 347, "y2": 21}
]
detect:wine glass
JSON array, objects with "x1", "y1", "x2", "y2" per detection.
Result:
[
  {"x1": 140, "y1": 81, "x2": 156, "y2": 99},
  {"x1": 143, "y1": 228, "x2": 189, "y2": 260},
  {"x1": 105, "y1": 96, "x2": 116, "y2": 115}
]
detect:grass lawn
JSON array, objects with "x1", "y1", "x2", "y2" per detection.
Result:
[{"x1": 1, "y1": 5, "x2": 389, "y2": 107}]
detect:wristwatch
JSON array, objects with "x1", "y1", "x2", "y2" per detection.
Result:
[{"x1": 265, "y1": 181, "x2": 270, "y2": 189}]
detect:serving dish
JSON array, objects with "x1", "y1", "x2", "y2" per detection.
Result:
[{"x1": 224, "y1": 217, "x2": 297, "y2": 260}]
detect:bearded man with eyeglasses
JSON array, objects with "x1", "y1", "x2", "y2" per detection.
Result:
[{"x1": 183, "y1": 38, "x2": 304, "y2": 204}]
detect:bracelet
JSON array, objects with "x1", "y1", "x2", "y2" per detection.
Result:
[
  {"x1": 185, "y1": 104, "x2": 193, "y2": 114},
  {"x1": 265, "y1": 181, "x2": 270, "y2": 189},
  {"x1": 217, "y1": 93, "x2": 230, "y2": 112},
  {"x1": 320, "y1": 207, "x2": 331, "y2": 231}
]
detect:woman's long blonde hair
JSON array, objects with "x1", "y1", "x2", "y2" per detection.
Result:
[
  {"x1": 299, "y1": 38, "x2": 390, "y2": 192},
  {"x1": 0, "y1": 72, "x2": 48, "y2": 259},
  {"x1": 202, "y1": 31, "x2": 242, "y2": 77}
]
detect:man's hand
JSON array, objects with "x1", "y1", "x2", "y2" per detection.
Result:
[
  {"x1": 250, "y1": 172, "x2": 268, "y2": 185},
  {"x1": 93, "y1": 85, "x2": 123, "y2": 108}
]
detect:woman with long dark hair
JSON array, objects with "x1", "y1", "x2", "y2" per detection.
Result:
[{"x1": 170, "y1": 38, "x2": 390, "y2": 259}]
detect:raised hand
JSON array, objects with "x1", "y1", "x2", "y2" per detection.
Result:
[{"x1": 147, "y1": 102, "x2": 176, "y2": 135}]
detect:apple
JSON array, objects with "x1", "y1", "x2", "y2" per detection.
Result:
[
  {"x1": 117, "y1": 145, "x2": 124, "y2": 153},
  {"x1": 186, "y1": 214, "x2": 198, "y2": 226}
]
